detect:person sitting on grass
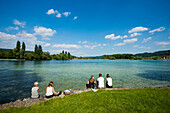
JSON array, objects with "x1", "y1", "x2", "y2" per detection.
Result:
[
  {"x1": 89, "y1": 75, "x2": 95, "y2": 89},
  {"x1": 45, "y1": 81, "x2": 62, "y2": 98},
  {"x1": 106, "y1": 74, "x2": 113, "y2": 88},
  {"x1": 31, "y1": 82, "x2": 40, "y2": 99},
  {"x1": 97, "y1": 73, "x2": 104, "y2": 89}
]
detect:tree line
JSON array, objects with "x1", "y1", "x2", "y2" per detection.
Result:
[
  {"x1": 0, "y1": 41, "x2": 74, "y2": 60},
  {"x1": 102, "y1": 54, "x2": 134, "y2": 60}
]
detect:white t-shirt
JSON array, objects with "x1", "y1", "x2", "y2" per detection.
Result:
[
  {"x1": 31, "y1": 87, "x2": 39, "y2": 98},
  {"x1": 97, "y1": 77, "x2": 104, "y2": 88},
  {"x1": 45, "y1": 87, "x2": 53, "y2": 96},
  {"x1": 106, "y1": 78, "x2": 112, "y2": 86}
]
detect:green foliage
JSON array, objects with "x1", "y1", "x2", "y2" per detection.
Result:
[
  {"x1": 16, "y1": 40, "x2": 21, "y2": 53},
  {"x1": 134, "y1": 50, "x2": 170, "y2": 58},
  {"x1": 20, "y1": 42, "x2": 26, "y2": 59},
  {"x1": 1, "y1": 89, "x2": 170, "y2": 113},
  {"x1": 102, "y1": 54, "x2": 134, "y2": 60},
  {"x1": 78, "y1": 56, "x2": 83, "y2": 59},
  {"x1": 52, "y1": 50, "x2": 73, "y2": 60},
  {"x1": 24, "y1": 52, "x2": 34, "y2": 60},
  {"x1": 134, "y1": 56, "x2": 142, "y2": 60}
]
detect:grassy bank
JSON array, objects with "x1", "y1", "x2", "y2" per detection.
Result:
[{"x1": 1, "y1": 88, "x2": 170, "y2": 113}]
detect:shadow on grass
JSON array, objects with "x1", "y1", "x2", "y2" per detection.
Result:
[
  {"x1": 136, "y1": 70, "x2": 170, "y2": 82},
  {"x1": 0, "y1": 69, "x2": 43, "y2": 105}
]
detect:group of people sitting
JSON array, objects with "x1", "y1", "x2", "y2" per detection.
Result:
[
  {"x1": 31, "y1": 81, "x2": 62, "y2": 99},
  {"x1": 31, "y1": 73, "x2": 112, "y2": 99},
  {"x1": 86, "y1": 73, "x2": 112, "y2": 89}
]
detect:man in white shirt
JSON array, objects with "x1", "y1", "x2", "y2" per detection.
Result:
[{"x1": 97, "y1": 73, "x2": 104, "y2": 89}]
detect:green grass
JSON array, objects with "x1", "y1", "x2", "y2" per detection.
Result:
[{"x1": 1, "y1": 88, "x2": 170, "y2": 113}]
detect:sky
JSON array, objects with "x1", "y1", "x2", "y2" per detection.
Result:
[{"x1": 0, "y1": 0, "x2": 170, "y2": 56}]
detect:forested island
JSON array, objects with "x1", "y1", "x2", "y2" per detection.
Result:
[{"x1": 0, "y1": 41, "x2": 74, "y2": 60}]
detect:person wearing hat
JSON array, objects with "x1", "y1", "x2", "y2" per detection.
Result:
[
  {"x1": 31, "y1": 82, "x2": 40, "y2": 98},
  {"x1": 106, "y1": 74, "x2": 113, "y2": 88}
]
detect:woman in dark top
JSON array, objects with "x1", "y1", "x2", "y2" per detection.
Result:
[{"x1": 89, "y1": 75, "x2": 95, "y2": 89}]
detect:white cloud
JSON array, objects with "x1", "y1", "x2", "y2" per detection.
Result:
[
  {"x1": 56, "y1": 13, "x2": 61, "y2": 18},
  {"x1": 138, "y1": 46, "x2": 151, "y2": 49},
  {"x1": 46, "y1": 9, "x2": 55, "y2": 15},
  {"x1": 130, "y1": 33, "x2": 141, "y2": 37},
  {"x1": 103, "y1": 44, "x2": 107, "y2": 46},
  {"x1": 44, "y1": 43, "x2": 51, "y2": 47},
  {"x1": 105, "y1": 34, "x2": 128, "y2": 40},
  {"x1": 155, "y1": 41, "x2": 170, "y2": 45},
  {"x1": 34, "y1": 26, "x2": 56, "y2": 37},
  {"x1": 0, "y1": 31, "x2": 48, "y2": 49},
  {"x1": 16, "y1": 31, "x2": 46, "y2": 45},
  {"x1": 13, "y1": 19, "x2": 26, "y2": 27},
  {"x1": 62, "y1": 12, "x2": 71, "y2": 17},
  {"x1": 82, "y1": 41, "x2": 87, "y2": 44},
  {"x1": 169, "y1": 37, "x2": 170, "y2": 39},
  {"x1": 52, "y1": 44, "x2": 81, "y2": 48},
  {"x1": 16, "y1": 31, "x2": 35, "y2": 39},
  {"x1": 78, "y1": 41, "x2": 81, "y2": 43},
  {"x1": 114, "y1": 38, "x2": 137, "y2": 46},
  {"x1": 133, "y1": 45, "x2": 150, "y2": 49},
  {"x1": 133, "y1": 45, "x2": 139, "y2": 47},
  {"x1": 6, "y1": 26, "x2": 19, "y2": 31},
  {"x1": 84, "y1": 44, "x2": 101, "y2": 49},
  {"x1": 114, "y1": 43, "x2": 125, "y2": 46},
  {"x1": 123, "y1": 38, "x2": 138, "y2": 43},
  {"x1": 41, "y1": 37, "x2": 51, "y2": 40},
  {"x1": 149, "y1": 27, "x2": 165, "y2": 33},
  {"x1": 46, "y1": 9, "x2": 62, "y2": 18},
  {"x1": 0, "y1": 32, "x2": 17, "y2": 40},
  {"x1": 142, "y1": 37, "x2": 152, "y2": 43},
  {"x1": 128, "y1": 26, "x2": 148, "y2": 33},
  {"x1": 73, "y1": 16, "x2": 78, "y2": 20}
]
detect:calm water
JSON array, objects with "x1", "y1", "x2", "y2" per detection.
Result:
[{"x1": 0, "y1": 59, "x2": 170, "y2": 104}]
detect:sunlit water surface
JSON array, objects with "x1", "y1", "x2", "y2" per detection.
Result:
[{"x1": 0, "y1": 60, "x2": 170, "y2": 104}]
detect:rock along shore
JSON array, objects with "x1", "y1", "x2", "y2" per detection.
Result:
[{"x1": 0, "y1": 86, "x2": 169, "y2": 110}]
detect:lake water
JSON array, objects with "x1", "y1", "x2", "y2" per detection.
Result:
[{"x1": 0, "y1": 59, "x2": 170, "y2": 104}]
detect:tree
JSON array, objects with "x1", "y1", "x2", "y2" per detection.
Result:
[
  {"x1": 62, "y1": 50, "x2": 64, "y2": 54},
  {"x1": 34, "y1": 45, "x2": 38, "y2": 55},
  {"x1": 39, "y1": 45, "x2": 43, "y2": 60},
  {"x1": 0, "y1": 50, "x2": 5, "y2": 58},
  {"x1": 16, "y1": 41, "x2": 21, "y2": 53},
  {"x1": 34, "y1": 44, "x2": 39, "y2": 60},
  {"x1": 14, "y1": 41, "x2": 21, "y2": 59},
  {"x1": 20, "y1": 42, "x2": 26, "y2": 59}
]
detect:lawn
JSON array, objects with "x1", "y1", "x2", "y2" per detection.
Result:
[{"x1": 1, "y1": 88, "x2": 170, "y2": 113}]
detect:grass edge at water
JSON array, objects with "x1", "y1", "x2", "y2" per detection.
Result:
[{"x1": 1, "y1": 88, "x2": 170, "y2": 113}]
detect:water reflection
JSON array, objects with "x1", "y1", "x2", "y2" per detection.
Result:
[
  {"x1": 0, "y1": 69, "x2": 43, "y2": 104},
  {"x1": 136, "y1": 70, "x2": 170, "y2": 82}
]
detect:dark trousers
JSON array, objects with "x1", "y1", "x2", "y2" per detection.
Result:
[
  {"x1": 45, "y1": 91, "x2": 62, "y2": 98},
  {"x1": 89, "y1": 83, "x2": 95, "y2": 89},
  {"x1": 86, "y1": 83, "x2": 95, "y2": 89},
  {"x1": 106, "y1": 84, "x2": 113, "y2": 88}
]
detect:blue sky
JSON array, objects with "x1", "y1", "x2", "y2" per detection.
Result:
[{"x1": 0, "y1": 0, "x2": 170, "y2": 56}]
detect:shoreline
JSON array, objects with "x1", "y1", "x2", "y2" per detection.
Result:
[
  {"x1": 0, "y1": 58, "x2": 169, "y2": 61},
  {"x1": 0, "y1": 86, "x2": 169, "y2": 110}
]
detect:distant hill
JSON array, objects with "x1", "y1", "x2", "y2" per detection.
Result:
[
  {"x1": 83, "y1": 56, "x2": 103, "y2": 59},
  {"x1": 134, "y1": 50, "x2": 170, "y2": 57},
  {"x1": 83, "y1": 50, "x2": 170, "y2": 59}
]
